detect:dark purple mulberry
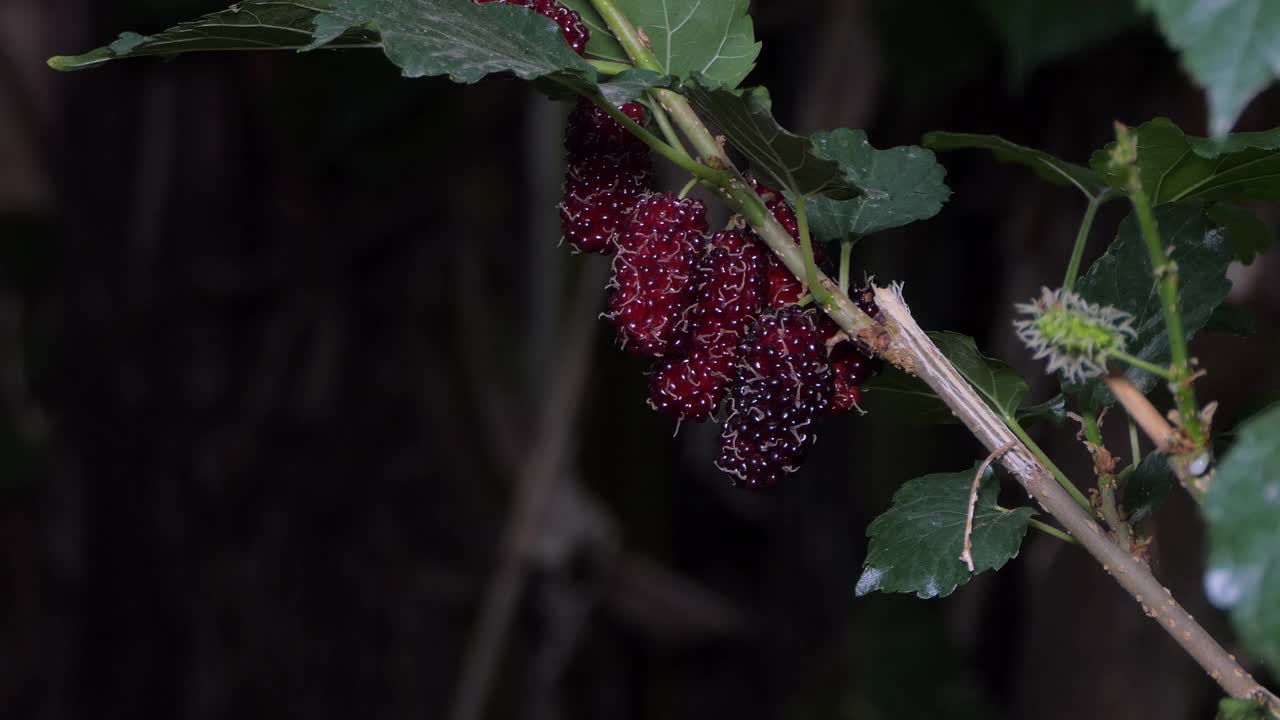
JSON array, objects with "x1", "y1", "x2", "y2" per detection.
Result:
[{"x1": 716, "y1": 307, "x2": 834, "y2": 489}]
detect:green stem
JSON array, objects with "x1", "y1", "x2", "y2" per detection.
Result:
[
  {"x1": 1099, "y1": 474, "x2": 1134, "y2": 549},
  {"x1": 645, "y1": 98, "x2": 689, "y2": 158},
  {"x1": 655, "y1": 89, "x2": 728, "y2": 167},
  {"x1": 997, "y1": 506, "x2": 1078, "y2": 544},
  {"x1": 587, "y1": 0, "x2": 730, "y2": 169},
  {"x1": 590, "y1": 96, "x2": 727, "y2": 184},
  {"x1": 1061, "y1": 192, "x2": 1106, "y2": 294},
  {"x1": 1084, "y1": 410, "x2": 1135, "y2": 550},
  {"x1": 1113, "y1": 125, "x2": 1205, "y2": 447},
  {"x1": 587, "y1": 59, "x2": 632, "y2": 76},
  {"x1": 1029, "y1": 518, "x2": 1079, "y2": 545},
  {"x1": 795, "y1": 198, "x2": 830, "y2": 306},
  {"x1": 587, "y1": 0, "x2": 661, "y2": 71},
  {"x1": 1109, "y1": 350, "x2": 1174, "y2": 380},
  {"x1": 677, "y1": 176, "x2": 698, "y2": 200},
  {"x1": 1082, "y1": 411, "x2": 1103, "y2": 447},
  {"x1": 1008, "y1": 417, "x2": 1094, "y2": 514},
  {"x1": 839, "y1": 239, "x2": 853, "y2": 295},
  {"x1": 1129, "y1": 419, "x2": 1142, "y2": 469}
]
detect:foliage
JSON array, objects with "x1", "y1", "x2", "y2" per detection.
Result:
[
  {"x1": 857, "y1": 464, "x2": 1035, "y2": 599},
  {"x1": 1090, "y1": 118, "x2": 1280, "y2": 209},
  {"x1": 680, "y1": 79, "x2": 858, "y2": 199},
  {"x1": 1140, "y1": 0, "x2": 1280, "y2": 136},
  {"x1": 1205, "y1": 404, "x2": 1280, "y2": 672},
  {"x1": 802, "y1": 129, "x2": 951, "y2": 242},
  {"x1": 1122, "y1": 452, "x2": 1173, "y2": 524},
  {"x1": 924, "y1": 132, "x2": 1110, "y2": 200},
  {"x1": 563, "y1": 0, "x2": 760, "y2": 87},
  {"x1": 47, "y1": 1, "x2": 374, "y2": 70},
  {"x1": 1069, "y1": 204, "x2": 1232, "y2": 402}
]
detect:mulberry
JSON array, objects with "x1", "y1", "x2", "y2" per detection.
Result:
[
  {"x1": 607, "y1": 193, "x2": 708, "y2": 356},
  {"x1": 560, "y1": 150, "x2": 652, "y2": 254},
  {"x1": 647, "y1": 229, "x2": 769, "y2": 420},
  {"x1": 717, "y1": 307, "x2": 834, "y2": 489},
  {"x1": 560, "y1": 99, "x2": 652, "y2": 254}
]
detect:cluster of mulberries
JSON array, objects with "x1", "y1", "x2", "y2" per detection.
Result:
[
  {"x1": 497, "y1": 0, "x2": 882, "y2": 488},
  {"x1": 597, "y1": 182, "x2": 883, "y2": 489}
]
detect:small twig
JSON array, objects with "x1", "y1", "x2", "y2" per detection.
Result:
[
  {"x1": 1105, "y1": 374, "x2": 1175, "y2": 451},
  {"x1": 961, "y1": 441, "x2": 1017, "y2": 572},
  {"x1": 1025, "y1": 518, "x2": 1077, "y2": 545}
]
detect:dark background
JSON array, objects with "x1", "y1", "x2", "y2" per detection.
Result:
[{"x1": 2, "y1": 1, "x2": 1279, "y2": 718}]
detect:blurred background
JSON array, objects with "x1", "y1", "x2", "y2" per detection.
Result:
[{"x1": 2, "y1": 1, "x2": 1279, "y2": 718}]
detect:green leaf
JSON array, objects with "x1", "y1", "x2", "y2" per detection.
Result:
[
  {"x1": 1070, "y1": 204, "x2": 1232, "y2": 402},
  {"x1": 49, "y1": 0, "x2": 378, "y2": 70},
  {"x1": 1216, "y1": 697, "x2": 1270, "y2": 720},
  {"x1": 800, "y1": 129, "x2": 950, "y2": 242},
  {"x1": 1142, "y1": 0, "x2": 1280, "y2": 136},
  {"x1": 596, "y1": 69, "x2": 670, "y2": 105},
  {"x1": 53, "y1": 0, "x2": 602, "y2": 91},
  {"x1": 1122, "y1": 452, "x2": 1174, "y2": 524},
  {"x1": 564, "y1": 0, "x2": 760, "y2": 87},
  {"x1": 310, "y1": 0, "x2": 596, "y2": 86},
  {"x1": 622, "y1": 0, "x2": 759, "y2": 88},
  {"x1": 1090, "y1": 118, "x2": 1280, "y2": 206},
  {"x1": 1204, "y1": 403, "x2": 1280, "y2": 671},
  {"x1": 924, "y1": 131, "x2": 1111, "y2": 200},
  {"x1": 977, "y1": 0, "x2": 1139, "y2": 88},
  {"x1": 681, "y1": 79, "x2": 859, "y2": 199},
  {"x1": 930, "y1": 331, "x2": 1029, "y2": 421},
  {"x1": 1206, "y1": 203, "x2": 1274, "y2": 264},
  {"x1": 857, "y1": 464, "x2": 1035, "y2": 599}
]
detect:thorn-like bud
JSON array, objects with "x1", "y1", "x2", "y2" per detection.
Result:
[{"x1": 1013, "y1": 287, "x2": 1137, "y2": 383}]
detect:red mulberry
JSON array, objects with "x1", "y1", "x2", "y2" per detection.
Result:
[
  {"x1": 560, "y1": 151, "x2": 652, "y2": 254},
  {"x1": 820, "y1": 287, "x2": 884, "y2": 415},
  {"x1": 565, "y1": 99, "x2": 648, "y2": 156},
  {"x1": 560, "y1": 99, "x2": 652, "y2": 254},
  {"x1": 647, "y1": 229, "x2": 769, "y2": 420},
  {"x1": 648, "y1": 342, "x2": 736, "y2": 420},
  {"x1": 607, "y1": 193, "x2": 707, "y2": 356},
  {"x1": 717, "y1": 307, "x2": 834, "y2": 489},
  {"x1": 750, "y1": 180, "x2": 825, "y2": 308}
]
